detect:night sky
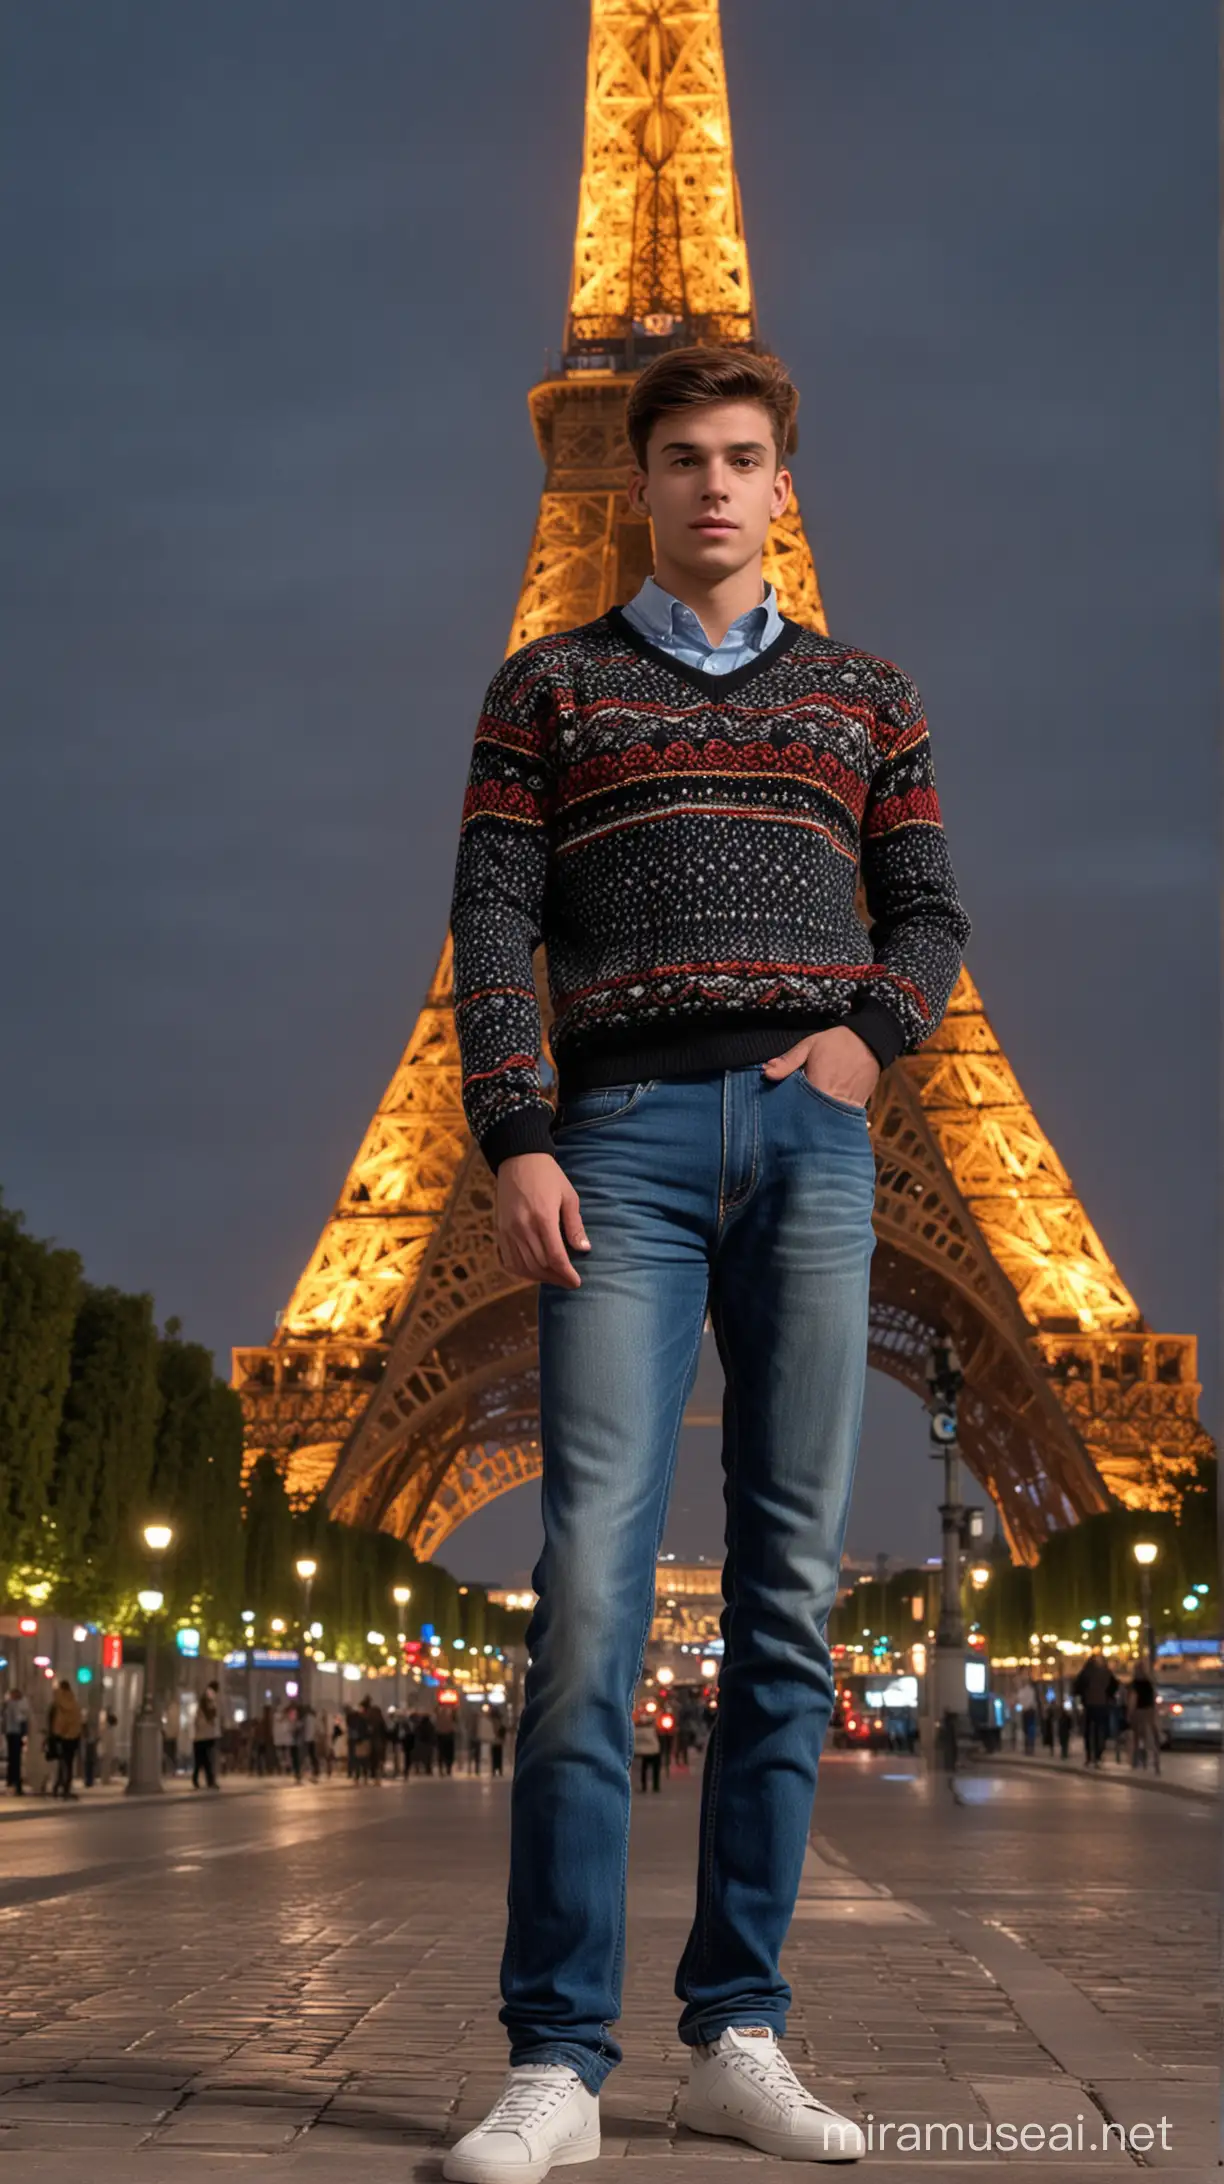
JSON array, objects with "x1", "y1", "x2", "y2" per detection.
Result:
[{"x1": 2, "y1": 2, "x2": 1216, "y2": 1586}]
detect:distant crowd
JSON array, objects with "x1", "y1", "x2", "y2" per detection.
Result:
[{"x1": 2, "y1": 1680, "x2": 510, "y2": 1797}]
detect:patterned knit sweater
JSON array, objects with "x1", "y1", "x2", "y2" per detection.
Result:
[{"x1": 449, "y1": 605, "x2": 971, "y2": 1175}]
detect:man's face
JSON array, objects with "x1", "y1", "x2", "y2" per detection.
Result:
[{"x1": 626, "y1": 397, "x2": 792, "y2": 575}]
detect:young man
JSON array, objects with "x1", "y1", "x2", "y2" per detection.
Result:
[{"x1": 444, "y1": 347, "x2": 971, "y2": 2180}]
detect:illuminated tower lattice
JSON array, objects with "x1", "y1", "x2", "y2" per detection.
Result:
[{"x1": 233, "y1": 0, "x2": 1213, "y2": 1565}]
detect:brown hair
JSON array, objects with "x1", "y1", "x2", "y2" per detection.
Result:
[{"x1": 625, "y1": 345, "x2": 799, "y2": 472}]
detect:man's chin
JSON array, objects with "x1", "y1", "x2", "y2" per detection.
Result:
[{"x1": 663, "y1": 533, "x2": 763, "y2": 577}]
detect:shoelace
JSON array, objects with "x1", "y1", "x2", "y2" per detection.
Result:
[
  {"x1": 483, "y1": 2069, "x2": 575, "y2": 2134},
  {"x1": 736, "y1": 2040, "x2": 842, "y2": 2118}
]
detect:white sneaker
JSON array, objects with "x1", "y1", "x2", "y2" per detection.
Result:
[
  {"x1": 678, "y1": 2024, "x2": 865, "y2": 2162},
  {"x1": 442, "y1": 2062, "x2": 601, "y2": 2182}
]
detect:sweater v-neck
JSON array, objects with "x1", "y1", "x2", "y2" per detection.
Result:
[{"x1": 606, "y1": 602, "x2": 804, "y2": 700}]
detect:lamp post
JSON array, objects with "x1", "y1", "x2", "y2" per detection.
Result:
[
  {"x1": 392, "y1": 1586, "x2": 412, "y2": 1718},
  {"x1": 127, "y1": 1522, "x2": 173, "y2": 1795},
  {"x1": 295, "y1": 1558, "x2": 318, "y2": 1707},
  {"x1": 1133, "y1": 1540, "x2": 1158, "y2": 1669},
  {"x1": 924, "y1": 1339, "x2": 969, "y2": 1763}
]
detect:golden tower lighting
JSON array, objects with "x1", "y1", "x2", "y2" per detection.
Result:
[{"x1": 232, "y1": 0, "x2": 1214, "y2": 1567}]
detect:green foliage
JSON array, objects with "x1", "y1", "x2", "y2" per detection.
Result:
[
  {"x1": 0, "y1": 1197, "x2": 81, "y2": 1582},
  {"x1": 238, "y1": 1481, "x2": 530, "y2": 1663},
  {"x1": 828, "y1": 1565, "x2": 932, "y2": 1651},
  {"x1": 151, "y1": 1323, "x2": 246, "y2": 1639},
  {"x1": 50, "y1": 1285, "x2": 162, "y2": 1615}
]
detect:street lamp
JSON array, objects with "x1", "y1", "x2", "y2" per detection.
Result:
[
  {"x1": 295, "y1": 1557, "x2": 318, "y2": 1705},
  {"x1": 391, "y1": 1587, "x2": 412, "y2": 1713},
  {"x1": 128, "y1": 1521, "x2": 174, "y2": 1795},
  {"x1": 924, "y1": 1337, "x2": 968, "y2": 1760},
  {"x1": 1133, "y1": 1540, "x2": 1158, "y2": 1668}
]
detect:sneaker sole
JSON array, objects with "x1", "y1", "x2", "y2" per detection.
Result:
[
  {"x1": 678, "y1": 2101, "x2": 863, "y2": 2163},
  {"x1": 441, "y1": 2128, "x2": 600, "y2": 2183}
]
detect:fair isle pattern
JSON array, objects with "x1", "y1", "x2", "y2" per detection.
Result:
[{"x1": 448, "y1": 608, "x2": 971, "y2": 1172}]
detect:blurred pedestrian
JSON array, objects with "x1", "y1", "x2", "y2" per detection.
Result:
[
  {"x1": 1072, "y1": 1649, "x2": 1118, "y2": 1767},
  {"x1": 1016, "y1": 1676, "x2": 1039, "y2": 1755},
  {"x1": 1127, "y1": 1659, "x2": 1161, "y2": 1776},
  {"x1": 404, "y1": 1712, "x2": 424, "y2": 1782},
  {"x1": 436, "y1": 1711, "x2": 456, "y2": 1776},
  {"x1": 414, "y1": 1710, "x2": 437, "y2": 1775},
  {"x1": 301, "y1": 1698, "x2": 319, "y2": 1779},
  {"x1": 192, "y1": 1682, "x2": 222, "y2": 1790},
  {"x1": 675, "y1": 1703, "x2": 697, "y2": 1771},
  {"x1": 97, "y1": 1708, "x2": 117, "y2": 1785},
  {"x1": 634, "y1": 1711, "x2": 661, "y2": 1793},
  {"x1": 489, "y1": 1709, "x2": 506, "y2": 1777},
  {"x1": 364, "y1": 1696, "x2": 388, "y2": 1781},
  {"x1": 49, "y1": 1680, "x2": 83, "y2": 1798},
  {"x1": 1039, "y1": 1692, "x2": 1056, "y2": 1754},
  {"x1": 272, "y1": 1702, "x2": 293, "y2": 1776},
  {"x1": 287, "y1": 1700, "x2": 305, "y2": 1783},
  {"x1": 251, "y1": 1704, "x2": 276, "y2": 1775},
  {"x1": 349, "y1": 1702, "x2": 375, "y2": 1783},
  {"x1": 3, "y1": 1687, "x2": 29, "y2": 1795},
  {"x1": 1056, "y1": 1699, "x2": 1073, "y2": 1761},
  {"x1": 315, "y1": 1706, "x2": 334, "y2": 1778},
  {"x1": 472, "y1": 1705, "x2": 496, "y2": 1776}
]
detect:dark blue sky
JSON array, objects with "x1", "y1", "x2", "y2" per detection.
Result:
[{"x1": 2, "y1": 2, "x2": 1216, "y2": 1583}]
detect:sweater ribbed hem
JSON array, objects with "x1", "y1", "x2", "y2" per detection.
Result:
[
  {"x1": 479, "y1": 1000, "x2": 907, "y2": 1175},
  {"x1": 553, "y1": 995, "x2": 907, "y2": 1098}
]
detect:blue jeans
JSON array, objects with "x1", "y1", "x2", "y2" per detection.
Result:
[{"x1": 499, "y1": 1063, "x2": 877, "y2": 2092}]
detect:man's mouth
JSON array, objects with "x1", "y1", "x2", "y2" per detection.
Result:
[{"x1": 691, "y1": 519, "x2": 737, "y2": 531}]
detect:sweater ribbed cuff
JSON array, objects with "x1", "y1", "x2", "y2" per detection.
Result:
[
  {"x1": 842, "y1": 994, "x2": 907, "y2": 1071},
  {"x1": 480, "y1": 1101, "x2": 557, "y2": 1176}
]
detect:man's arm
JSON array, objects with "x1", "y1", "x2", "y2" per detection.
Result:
[
  {"x1": 846, "y1": 663, "x2": 973, "y2": 1068},
  {"x1": 448, "y1": 645, "x2": 559, "y2": 1174}
]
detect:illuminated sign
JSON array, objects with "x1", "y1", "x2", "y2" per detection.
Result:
[{"x1": 102, "y1": 1634, "x2": 123, "y2": 1669}]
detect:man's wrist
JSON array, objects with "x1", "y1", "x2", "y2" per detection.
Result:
[
  {"x1": 482, "y1": 1102, "x2": 557, "y2": 1174},
  {"x1": 842, "y1": 995, "x2": 906, "y2": 1072}
]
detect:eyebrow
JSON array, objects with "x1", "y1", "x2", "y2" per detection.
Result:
[{"x1": 658, "y1": 438, "x2": 771, "y2": 455}]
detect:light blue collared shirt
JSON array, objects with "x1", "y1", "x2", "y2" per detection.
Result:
[{"x1": 620, "y1": 572, "x2": 784, "y2": 674}]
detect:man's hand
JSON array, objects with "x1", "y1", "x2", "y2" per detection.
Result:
[
  {"x1": 760, "y1": 1025, "x2": 882, "y2": 1106},
  {"x1": 496, "y1": 1152, "x2": 591, "y2": 1288}
]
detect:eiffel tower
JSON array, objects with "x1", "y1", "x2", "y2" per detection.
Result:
[{"x1": 233, "y1": 0, "x2": 1213, "y2": 1567}]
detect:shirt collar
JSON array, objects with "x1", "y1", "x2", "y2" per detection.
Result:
[{"x1": 626, "y1": 572, "x2": 781, "y2": 651}]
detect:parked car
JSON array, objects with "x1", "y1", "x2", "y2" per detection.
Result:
[
  {"x1": 831, "y1": 1700, "x2": 890, "y2": 1752},
  {"x1": 1156, "y1": 1683, "x2": 1223, "y2": 1749}
]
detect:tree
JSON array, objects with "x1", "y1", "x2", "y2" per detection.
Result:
[
  {"x1": 50, "y1": 1285, "x2": 161, "y2": 1615},
  {"x1": 0, "y1": 1198, "x2": 81, "y2": 1586},
  {"x1": 151, "y1": 1321, "x2": 246, "y2": 1636}
]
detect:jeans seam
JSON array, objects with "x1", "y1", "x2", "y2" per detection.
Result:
[
  {"x1": 610, "y1": 1281, "x2": 709, "y2": 2039},
  {"x1": 695, "y1": 1287, "x2": 736, "y2": 1976}
]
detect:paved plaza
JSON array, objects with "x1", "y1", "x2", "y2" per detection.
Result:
[{"x1": 0, "y1": 1751, "x2": 1217, "y2": 2179}]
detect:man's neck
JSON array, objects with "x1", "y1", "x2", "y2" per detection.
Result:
[{"x1": 648, "y1": 554, "x2": 768, "y2": 648}]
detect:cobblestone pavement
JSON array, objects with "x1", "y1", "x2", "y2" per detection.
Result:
[{"x1": 0, "y1": 1753, "x2": 1216, "y2": 2179}]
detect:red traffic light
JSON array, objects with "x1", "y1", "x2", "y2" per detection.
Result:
[{"x1": 17, "y1": 1617, "x2": 37, "y2": 1636}]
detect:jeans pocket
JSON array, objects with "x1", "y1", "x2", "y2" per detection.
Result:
[
  {"x1": 552, "y1": 1080, "x2": 655, "y2": 1133},
  {"x1": 792, "y1": 1071, "x2": 871, "y2": 1121}
]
